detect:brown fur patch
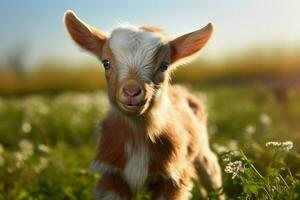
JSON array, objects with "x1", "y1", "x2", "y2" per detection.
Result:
[
  {"x1": 97, "y1": 173, "x2": 132, "y2": 199},
  {"x1": 95, "y1": 112, "x2": 129, "y2": 167},
  {"x1": 149, "y1": 125, "x2": 180, "y2": 174},
  {"x1": 150, "y1": 168, "x2": 192, "y2": 200}
]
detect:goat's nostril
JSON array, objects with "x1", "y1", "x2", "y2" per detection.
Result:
[
  {"x1": 132, "y1": 88, "x2": 142, "y2": 97},
  {"x1": 123, "y1": 86, "x2": 142, "y2": 97}
]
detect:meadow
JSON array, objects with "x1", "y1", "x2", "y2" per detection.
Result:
[
  {"x1": 0, "y1": 83, "x2": 299, "y2": 199},
  {"x1": 1, "y1": 1, "x2": 300, "y2": 199}
]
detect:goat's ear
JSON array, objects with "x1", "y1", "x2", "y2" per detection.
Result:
[
  {"x1": 64, "y1": 10, "x2": 107, "y2": 57},
  {"x1": 169, "y1": 23, "x2": 213, "y2": 63}
]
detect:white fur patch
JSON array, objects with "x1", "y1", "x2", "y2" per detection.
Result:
[
  {"x1": 109, "y1": 25, "x2": 164, "y2": 81},
  {"x1": 90, "y1": 160, "x2": 118, "y2": 174},
  {"x1": 123, "y1": 142, "x2": 150, "y2": 192}
]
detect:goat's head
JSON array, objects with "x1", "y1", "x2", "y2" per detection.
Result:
[{"x1": 64, "y1": 10, "x2": 213, "y2": 116}]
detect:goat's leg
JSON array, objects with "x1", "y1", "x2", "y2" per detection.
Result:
[
  {"x1": 194, "y1": 150, "x2": 224, "y2": 199},
  {"x1": 150, "y1": 173, "x2": 193, "y2": 200},
  {"x1": 95, "y1": 173, "x2": 132, "y2": 200}
]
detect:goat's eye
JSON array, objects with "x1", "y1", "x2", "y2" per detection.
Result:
[
  {"x1": 159, "y1": 61, "x2": 169, "y2": 72},
  {"x1": 102, "y1": 59, "x2": 110, "y2": 70}
]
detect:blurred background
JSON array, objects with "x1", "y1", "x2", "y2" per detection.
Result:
[
  {"x1": 0, "y1": 1, "x2": 300, "y2": 199},
  {"x1": 1, "y1": 0, "x2": 300, "y2": 95}
]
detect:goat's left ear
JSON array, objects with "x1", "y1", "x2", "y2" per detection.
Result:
[{"x1": 169, "y1": 23, "x2": 213, "y2": 63}]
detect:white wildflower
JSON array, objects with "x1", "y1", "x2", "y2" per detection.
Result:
[
  {"x1": 266, "y1": 141, "x2": 280, "y2": 147},
  {"x1": 260, "y1": 113, "x2": 271, "y2": 126},
  {"x1": 228, "y1": 140, "x2": 238, "y2": 150},
  {"x1": 223, "y1": 157, "x2": 230, "y2": 162},
  {"x1": 79, "y1": 168, "x2": 88, "y2": 175},
  {"x1": 245, "y1": 125, "x2": 256, "y2": 135},
  {"x1": 23, "y1": 96, "x2": 49, "y2": 118},
  {"x1": 225, "y1": 160, "x2": 244, "y2": 179},
  {"x1": 19, "y1": 139, "x2": 34, "y2": 156},
  {"x1": 38, "y1": 144, "x2": 51, "y2": 154},
  {"x1": 14, "y1": 152, "x2": 26, "y2": 168},
  {"x1": 93, "y1": 173, "x2": 100, "y2": 179},
  {"x1": 282, "y1": 141, "x2": 293, "y2": 151},
  {"x1": 222, "y1": 154, "x2": 230, "y2": 162},
  {"x1": 21, "y1": 122, "x2": 32, "y2": 134},
  {"x1": 74, "y1": 94, "x2": 92, "y2": 112},
  {"x1": 34, "y1": 157, "x2": 49, "y2": 173},
  {"x1": 213, "y1": 143, "x2": 228, "y2": 154},
  {"x1": 37, "y1": 104, "x2": 49, "y2": 115},
  {"x1": 7, "y1": 167, "x2": 13, "y2": 173},
  {"x1": 265, "y1": 140, "x2": 293, "y2": 151},
  {"x1": 14, "y1": 152, "x2": 24, "y2": 161},
  {"x1": 250, "y1": 142, "x2": 264, "y2": 153}
]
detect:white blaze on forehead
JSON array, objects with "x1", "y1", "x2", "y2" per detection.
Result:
[{"x1": 109, "y1": 25, "x2": 164, "y2": 81}]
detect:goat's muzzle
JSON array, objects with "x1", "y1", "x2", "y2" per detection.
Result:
[{"x1": 117, "y1": 79, "x2": 146, "y2": 114}]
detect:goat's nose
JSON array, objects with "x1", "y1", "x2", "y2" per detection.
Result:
[{"x1": 123, "y1": 84, "x2": 142, "y2": 98}]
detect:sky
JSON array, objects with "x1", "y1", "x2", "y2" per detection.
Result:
[{"x1": 0, "y1": 0, "x2": 300, "y2": 67}]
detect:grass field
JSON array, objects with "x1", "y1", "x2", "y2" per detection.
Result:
[{"x1": 0, "y1": 83, "x2": 300, "y2": 199}]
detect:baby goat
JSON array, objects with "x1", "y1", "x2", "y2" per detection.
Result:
[{"x1": 64, "y1": 10, "x2": 223, "y2": 200}]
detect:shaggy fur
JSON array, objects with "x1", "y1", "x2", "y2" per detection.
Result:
[{"x1": 64, "y1": 10, "x2": 223, "y2": 200}]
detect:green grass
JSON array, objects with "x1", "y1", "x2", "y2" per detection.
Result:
[{"x1": 0, "y1": 84, "x2": 300, "y2": 199}]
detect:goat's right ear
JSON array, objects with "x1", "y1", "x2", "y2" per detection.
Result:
[
  {"x1": 64, "y1": 10, "x2": 107, "y2": 57},
  {"x1": 169, "y1": 23, "x2": 213, "y2": 63}
]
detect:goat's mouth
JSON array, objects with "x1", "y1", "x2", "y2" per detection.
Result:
[{"x1": 118, "y1": 101, "x2": 146, "y2": 114}]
